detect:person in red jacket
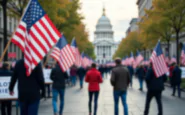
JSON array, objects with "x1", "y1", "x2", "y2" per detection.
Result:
[{"x1": 85, "y1": 63, "x2": 103, "y2": 115}]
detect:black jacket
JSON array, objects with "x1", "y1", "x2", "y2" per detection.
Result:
[
  {"x1": 77, "y1": 67, "x2": 86, "y2": 78},
  {"x1": 172, "y1": 66, "x2": 182, "y2": 85},
  {"x1": 50, "y1": 64, "x2": 68, "y2": 90},
  {"x1": 145, "y1": 67, "x2": 167, "y2": 91},
  {"x1": 9, "y1": 59, "x2": 45, "y2": 103}
]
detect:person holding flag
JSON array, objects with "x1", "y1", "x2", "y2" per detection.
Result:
[
  {"x1": 9, "y1": 0, "x2": 61, "y2": 114},
  {"x1": 144, "y1": 41, "x2": 168, "y2": 115}
]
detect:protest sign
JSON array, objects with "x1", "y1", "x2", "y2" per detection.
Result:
[
  {"x1": 0, "y1": 77, "x2": 18, "y2": 100},
  {"x1": 43, "y1": 69, "x2": 53, "y2": 84}
]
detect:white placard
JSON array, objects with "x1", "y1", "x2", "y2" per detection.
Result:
[
  {"x1": 180, "y1": 67, "x2": 185, "y2": 78},
  {"x1": 43, "y1": 69, "x2": 53, "y2": 84},
  {"x1": 0, "y1": 77, "x2": 18, "y2": 100}
]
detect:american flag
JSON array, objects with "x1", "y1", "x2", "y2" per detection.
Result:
[
  {"x1": 71, "y1": 38, "x2": 82, "y2": 67},
  {"x1": 81, "y1": 53, "x2": 90, "y2": 68},
  {"x1": 129, "y1": 52, "x2": 135, "y2": 65},
  {"x1": 50, "y1": 36, "x2": 75, "y2": 72},
  {"x1": 11, "y1": 0, "x2": 60, "y2": 76},
  {"x1": 133, "y1": 51, "x2": 144, "y2": 68},
  {"x1": 181, "y1": 44, "x2": 185, "y2": 65},
  {"x1": 122, "y1": 58, "x2": 125, "y2": 65},
  {"x1": 150, "y1": 41, "x2": 169, "y2": 77},
  {"x1": 170, "y1": 55, "x2": 177, "y2": 64},
  {"x1": 124, "y1": 56, "x2": 129, "y2": 66}
]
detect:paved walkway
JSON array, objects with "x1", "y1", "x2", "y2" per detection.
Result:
[{"x1": 11, "y1": 75, "x2": 185, "y2": 115}]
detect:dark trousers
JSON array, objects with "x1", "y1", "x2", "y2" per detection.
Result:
[
  {"x1": 144, "y1": 91, "x2": 163, "y2": 115},
  {"x1": 172, "y1": 84, "x2": 181, "y2": 97},
  {"x1": 45, "y1": 84, "x2": 51, "y2": 97},
  {"x1": 20, "y1": 100, "x2": 40, "y2": 115},
  {"x1": 88, "y1": 91, "x2": 99, "y2": 115},
  {"x1": 79, "y1": 76, "x2": 84, "y2": 88},
  {"x1": 1, "y1": 101, "x2": 12, "y2": 115}
]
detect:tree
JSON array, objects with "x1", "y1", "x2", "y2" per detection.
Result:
[
  {"x1": 139, "y1": 10, "x2": 173, "y2": 58},
  {"x1": 150, "y1": 0, "x2": 185, "y2": 64},
  {"x1": 113, "y1": 31, "x2": 142, "y2": 58}
]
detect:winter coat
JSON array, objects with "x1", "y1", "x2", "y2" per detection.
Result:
[
  {"x1": 50, "y1": 64, "x2": 68, "y2": 90},
  {"x1": 85, "y1": 68, "x2": 103, "y2": 91},
  {"x1": 9, "y1": 59, "x2": 45, "y2": 103},
  {"x1": 172, "y1": 66, "x2": 182, "y2": 85},
  {"x1": 111, "y1": 64, "x2": 130, "y2": 91},
  {"x1": 145, "y1": 67, "x2": 167, "y2": 91}
]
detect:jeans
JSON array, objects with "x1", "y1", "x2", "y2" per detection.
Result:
[
  {"x1": 20, "y1": 100, "x2": 40, "y2": 115},
  {"x1": 71, "y1": 76, "x2": 76, "y2": 85},
  {"x1": 79, "y1": 76, "x2": 84, "y2": 88},
  {"x1": 172, "y1": 84, "x2": 181, "y2": 97},
  {"x1": 1, "y1": 100, "x2": 12, "y2": 115},
  {"x1": 144, "y1": 91, "x2": 162, "y2": 115},
  {"x1": 139, "y1": 78, "x2": 143, "y2": 90},
  {"x1": 52, "y1": 88, "x2": 65, "y2": 114},
  {"x1": 88, "y1": 91, "x2": 99, "y2": 115},
  {"x1": 114, "y1": 91, "x2": 128, "y2": 115}
]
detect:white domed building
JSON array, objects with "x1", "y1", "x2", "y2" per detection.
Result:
[{"x1": 94, "y1": 8, "x2": 118, "y2": 64}]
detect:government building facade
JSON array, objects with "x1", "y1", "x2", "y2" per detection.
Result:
[{"x1": 93, "y1": 8, "x2": 118, "y2": 64}]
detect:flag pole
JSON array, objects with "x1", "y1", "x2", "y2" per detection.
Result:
[{"x1": 0, "y1": 38, "x2": 12, "y2": 62}]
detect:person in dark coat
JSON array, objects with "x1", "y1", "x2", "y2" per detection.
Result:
[
  {"x1": 0, "y1": 62, "x2": 13, "y2": 115},
  {"x1": 50, "y1": 63, "x2": 68, "y2": 115},
  {"x1": 136, "y1": 65, "x2": 145, "y2": 91},
  {"x1": 9, "y1": 59, "x2": 45, "y2": 115},
  {"x1": 169, "y1": 63, "x2": 175, "y2": 87},
  {"x1": 127, "y1": 65, "x2": 134, "y2": 87},
  {"x1": 77, "y1": 66, "x2": 86, "y2": 89},
  {"x1": 144, "y1": 63, "x2": 167, "y2": 115},
  {"x1": 171, "y1": 64, "x2": 182, "y2": 98}
]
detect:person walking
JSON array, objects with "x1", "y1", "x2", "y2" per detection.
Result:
[
  {"x1": 136, "y1": 65, "x2": 145, "y2": 91},
  {"x1": 77, "y1": 66, "x2": 86, "y2": 89},
  {"x1": 9, "y1": 59, "x2": 45, "y2": 115},
  {"x1": 50, "y1": 63, "x2": 68, "y2": 115},
  {"x1": 85, "y1": 63, "x2": 103, "y2": 115},
  {"x1": 110, "y1": 58, "x2": 130, "y2": 115},
  {"x1": 169, "y1": 63, "x2": 175, "y2": 87},
  {"x1": 70, "y1": 65, "x2": 77, "y2": 86},
  {"x1": 171, "y1": 64, "x2": 182, "y2": 98},
  {"x1": 0, "y1": 62, "x2": 13, "y2": 115},
  {"x1": 144, "y1": 63, "x2": 167, "y2": 115},
  {"x1": 127, "y1": 65, "x2": 134, "y2": 88}
]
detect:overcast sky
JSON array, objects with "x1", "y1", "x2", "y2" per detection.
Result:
[{"x1": 79, "y1": 0, "x2": 138, "y2": 42}]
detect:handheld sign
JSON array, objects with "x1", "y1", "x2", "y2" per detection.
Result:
[
  {"x1": 0, "y1": 77, "x2": 18, "y2": 100},
  {"x1": 43, "y1": 69, "x2": 53, "y2": 84}
]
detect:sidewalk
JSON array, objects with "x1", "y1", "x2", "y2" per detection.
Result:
[{"x1": 11, "y1": 75, "x2": 185, "y2": 115}]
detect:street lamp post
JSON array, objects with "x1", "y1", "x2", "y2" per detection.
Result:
[{"x1": 0, "y1": 0, "x2": 8, "y2": 61}]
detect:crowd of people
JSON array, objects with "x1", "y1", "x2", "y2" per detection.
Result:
[{"x1": 0, "y1": 57, "x2": 183, "y2": 115}]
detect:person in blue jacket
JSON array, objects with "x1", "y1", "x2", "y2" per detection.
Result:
[
  {"x1": 171, "y1": 64, "x2": 182, "y2": 98},
  {"x1": 0, "y1": 62, "x2": 13, "y2": 115}
]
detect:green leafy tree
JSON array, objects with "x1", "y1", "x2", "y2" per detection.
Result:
[{"x1": 149, "y1": 0, "x2": 185, "y2": 64}]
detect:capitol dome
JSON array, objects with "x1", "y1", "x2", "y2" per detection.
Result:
[{"x1": 95, "y1": 8, "x2": 113, "y2": 32}]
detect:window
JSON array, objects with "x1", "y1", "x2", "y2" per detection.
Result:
[{"x1": 9, "y1": 18, "x2": 12, "y2": 32}]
